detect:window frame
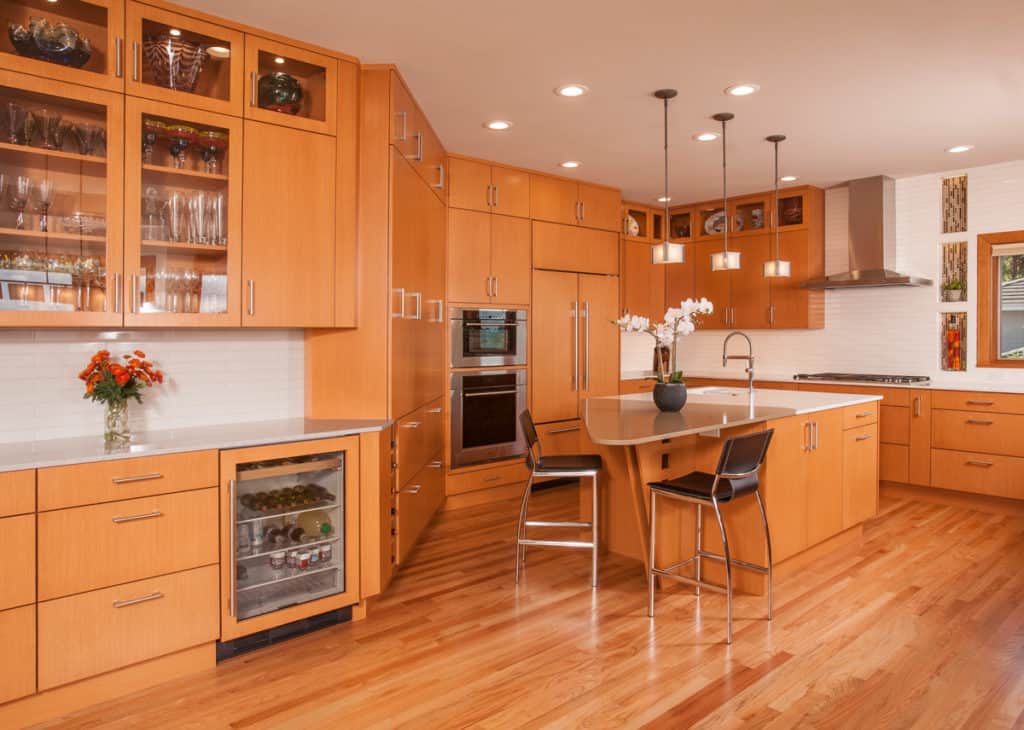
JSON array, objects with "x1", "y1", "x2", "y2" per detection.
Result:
[{"x1": 977, "y1": 230, "x2": 1024, "y2": 368}]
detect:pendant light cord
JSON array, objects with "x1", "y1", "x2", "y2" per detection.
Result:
[
  {"x1": 663, "y1": 97, "x2": 670, "y2": 233},
  {"x1": 721, "y1": 116, "x2": 728, "y2": 253},
  {"x1": 773, "y1": 138, "x2": 780, "y2": 259}
]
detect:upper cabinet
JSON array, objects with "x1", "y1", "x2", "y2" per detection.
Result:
[
  {"x1": 529, "y1": 174, "x2": 620, "y2": 232},
  {"x1": 388, "y1": 70, "x2": 445, "y2": 202},
  {"x1": 0, "y1": 69, "x2": 123, "y2": 327},
  {"x1": 448, "y1": 156, "x2": 529, "y2": 218},
  {"x1": 0, "y1": 0, "x2": 124, "y2": 92},
  {"x1": 622, "y1": 202, "x2": 664, "y2": 243},
  {"x1": 126, "y1": 2, "x2": 244, "y2": 117},
  {"x1": 668, "y1": 206, "x2": 695, "y2": 242},
  {"x1": 243, "y1": 36, "x2": 336, "y2": 136}
]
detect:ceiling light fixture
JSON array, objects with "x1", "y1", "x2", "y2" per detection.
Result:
[
  {"x1": 207, "y1": 46, "x2": 230, "y2": 58},
  {"x1": 780, "y1": 175, "x2": 798, "y2": 183},
  {"x1": 946, "y1": 144, "x2": 974, "y2": 153},
  {"x1": 274, "y1": 56, "x2": 286, "y2": 65},
  {"x1": 651, "y1": 89, "x2": 684, "y2": 265},
  {"x1": 693, "y1": 132, "x2": 719, "y2": 142},
  {"x1": 725, "y1": 83, "x2": 759, "y2": 97},
  {"x1": 484, "y1": 120, "x2": 513, "y2": 131},
  {"x1": 710, "y1": 112, "x2": 740, "y2": 271},
  {"x1": 555, "y1": 83, "x2": 589, "y2": 98},
  {"x1": 559, "y1": 160, "x2": 581, "y2": 169},
  {"x1": 763, "y1": 135, "x2": 792, "y2": 279}
]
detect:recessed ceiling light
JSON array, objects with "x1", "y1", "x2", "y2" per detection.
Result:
[
  {"x1": 207, "y1": 46, "x2": 230, "y2": 58},
  {"x1": 946, "y1": 144, "x2": 974, "y2": 153},
  {"x1": 725, "y1": 83, "x2": 759, "y2": 97},
  {"x1": 555, "y1": 83, "x2": 589, "y2": 98},
  {"x1": 274, "y1": 56, "x2": 286, "y2": 65},
  {"x1": 560, "y1": 160, "x2": 581, "y2": 169},
  {"x1": 484, "y1": 120, "x2": 513, "y2": 131},
  {"x1": 657, "y1": 196, "x2": 671, "y2": 203},
  {"x1": 693, "y1": 132, "x2": 719, "y2": 142},
  {"x1": 168, "y1": 28, "x2": 182, "y2": 37},
  {"x1": 780, "y1": 175, "x2": 798, "y2": 183}
]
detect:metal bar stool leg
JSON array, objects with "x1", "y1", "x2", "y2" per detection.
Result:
[
  {"x1": 591, "y1": 474, "x2": 599, "y2": 588},
  {"x1": 514, "y1": 474, "x2": 534, "y2": 584},
  {"x1": 648, "y1": 489, "x2": 657, "y2": 617},
  {"x1": 755, "y1": 488, "x2": 773, "y2": 620},
  {"x1": 695, "y1": 502, "x2": 703, "y2": 596},
  {"x1": 712, "y1": 495, "x2": 733, "y2": 644}
]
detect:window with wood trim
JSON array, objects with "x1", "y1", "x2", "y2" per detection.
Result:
[{"x1": 978, "y1": 230, "x2": 1024, "y2": 367}]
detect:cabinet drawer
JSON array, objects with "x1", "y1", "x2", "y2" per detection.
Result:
[
  {"x1": 38, "y1": 565, "x2": 219, "y2": 690},
  {"x1": 931, "y1": 390, "x2": 1024, "y2": 415},
  {"x1": 537, "y1": 420, "x2": 586, "y2": 457},
  {"x1": 797, "y1": 383, "x2": 910, "y2": 407},
  {"x1": 880, "y1": 444, "x2": 909, "y2": 483},
  {"x1": 930, "y1": 449, "x2": 1024, "y2": 499},
  {"x1": 396, "y1": 398, "x2": 444, "y2": 488},
  {"x1": 0, "y1": 605, "x2": 34, "y2": 704},
  {"x1": 447, "y1": 461, "x2": 529, "y2": 496},
  {"x1": 39, "y1": 488, "x2": 219, "y2": 600},
  {"x1": 533, "y1": 221, "x2": 618, "y2": 275},
  {"x1": 931, "y1": 410, "x2": 1024, "y2": 458},
  {"x1": 397, "y1": 453, "x2": 446, "y2": 562},
  {"x1": 0, "y1": 469, "x2": 34, "y2": 517},
  {"x1": 38, "y1": 450, "x2": 219, "y2": 511},
  {"x1": 880, "y1": 405, "x2": 909, "y2": 444},
  {"x1": 620, "y1": 378, "x2": 656, "y2": 395},
  {"x1": 0, "y1": 514, "x2": 34, "y2": 611},
  {"x1": 842, "y1": 402, "x2": 879, "y2": 430}
]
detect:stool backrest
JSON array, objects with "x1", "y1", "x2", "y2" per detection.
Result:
[
  {"x1": 520, "y1": 409, "x2": 542, "y2": 470},
  {"x1": 715, "y1": 429, "x2": 774, "y2": 479}
]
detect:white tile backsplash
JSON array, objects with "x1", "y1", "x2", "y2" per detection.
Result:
[
  {"x1": 623, "y1": 159, "x2": 1024, "y2": 388},
  {"x1": 0, "y1": 329, "x2": 304, "y2": 444}
]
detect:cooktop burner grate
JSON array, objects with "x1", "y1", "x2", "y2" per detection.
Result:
[{"x1": 793, "y1": 372, "x2": 931, "y2": 385}]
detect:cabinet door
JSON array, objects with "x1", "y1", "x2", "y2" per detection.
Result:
[
  {"x1": 0, "y1": 70, "x2": 124, "y2": 327},
  {"x1": 578, "y1": 183, "x2": 621, "y2": 232},
  {"x1": 0, "y1": 0, "x2": 124, "y2": 92},
  {"x1": 448, "y1": 157, "x2": 491, "y2": 213},
  {"x1": 621, "y1": 241, "x2": 665, "y2": 320},
  {"x1": 419, "y1": 178, "x2": 447, "y2": 406},
  {"x1": 843, "y1": 423, "x2": 879, "y2": 528},
  {"x1": 397, "y1": 451, "x2": 445, "y2": 564},
  {"x1": 242, "y1": 121, "x2": 335, "y2": 326},
  {"x1": 529, "y1": 174, "x2": 577, "y2": 226},
  {"x1": 244, "y1": 36, "x2": 337, "y2": 136},
  {"x1": 490, "y1": 214, "x2": 531, "y2": 305},
  {"x1": 806, "y1": 409, "x2": 844, "y2": 545},
  {"x1": 531, "y1": 270, "x2": 580, "y2": 423},
  {"x1": 415, "y1": 108, "x2": 446, "y2": 202},
  {"x1": 124, "y1": 97, "x2": 242, "y2": 326},
  {"x1": 0, "y1": 605, "x2": 34, "y2": 704},
  {"x1": 579, "y1": 274, "x2": 620, "y2": 399},
  {"x1": 730, "y1": 234, "x2": 771, "y2": 329},
  {"x1": 729, "y1": 193, "x2": 769, "y2": 238},
  {"x1": 491, "y1": 165, "x2": 530, "y2": 218},
  {"x1": 769, "y1": 230, "x2": 823, "y2": 329},
  {"x1": 447, "y1": 208, "x2": 491, "y2": 303},
  {"x1": 664, "y1": 250, "x2": 696, "y2": 309},
  {"x1": 126, "y1": 2, "x2": 244, "y2": 117},
  {"x1": 391, "y1": 152, "x2": 427, "y2": 417},
  {"x1": 908, "y1": 390, "x2": 931, "y2": 486},
  {"x1": 694, "y1": 242, "x2": 730, "y2": 329},
  {"x1": 763, "y1": 417, "x2": 808, "y2": 562},
  {"x1": 0, "y1": 514, "x2": 33, "y2": 611}
]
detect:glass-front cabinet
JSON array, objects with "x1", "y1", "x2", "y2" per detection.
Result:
[
  {"x1": 0, "y1": 0, "x2": 124, "y2": 91},
  {"x1": 668, "y1": 206, "x2": 694, "y2": 242},
  {"x1": 123, "y1": 97, "x2": 240, "y2": 325},
  {"x1": 695, "y1": 202, "x2": 726, "y2": 240},
  {"x1": 221, "y1": 437, "x2": 359, "y2": 641},
  {"x1": 776, "y1": 189, "x2": 807, "y2": 229},
  {"x1": 0, "y1": 69, "x2": 122, "y2": 326},
  {"x1": 244, "y1": 36, "x2": 336, "y2": 135},
  {"x1": 730, "y1": 194, "x2": 768, "y2": 237},
  {"x1": 126, "y1": 1, "x2": 243, "y2": 116}
]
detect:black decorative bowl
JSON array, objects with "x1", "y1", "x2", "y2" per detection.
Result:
[
  {"x1": 9, "y1": 17, "x2": 92, "y2": 69},
  {"x1": 258, "y1": 72, "x2": 303, "y2": 115}
]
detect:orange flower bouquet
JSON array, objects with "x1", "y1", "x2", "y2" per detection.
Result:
[{"x1": 79, "y1": 349, "x2": 165, "y2": 446}]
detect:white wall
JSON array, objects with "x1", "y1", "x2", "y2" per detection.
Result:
[
  {"x1": 622, "y1": 159, "x2": 1024, "y2": 389},
  {"x1": 0, "y1": 329, "x2": 304, "y2": 444}
]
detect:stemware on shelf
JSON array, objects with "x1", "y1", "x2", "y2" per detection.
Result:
[
  {"x1": 164, "y1": 123, "x2": 197, "y2": 169},
  {"x1": 141, "y1": 186, "x2": 167, "y2": 240},
  {"x1": 71, "y1": 121, "x2": 104, "y2": 157},
  {"x1": 33, "y1": 109, "x2": 70, "y2": 151},
  {"x1": 165, "y1": 190, "x2": 187, "y2": 242},
  {"x1": 10, "y1": 176, "x2": 31, "y2": 229},
  {"x1": 197, "y1": 129, "x2": 228, "y2": 174},
  {"x1": 36, "y1": 179, "x2": 55, "y2": 232},
  {"x1": 6, "y1": 102, "x2": 30, "y2": 145},
  {"x1": 141, "y1": 118, "x2": 165, "y2": 164}
]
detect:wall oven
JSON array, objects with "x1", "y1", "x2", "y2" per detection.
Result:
[
  {"x1": 450, "y1": 307, "x2": 527, "y2": 368},
  {"x1": 450, "y1": 369, "x2": 527, "y2": 467}
]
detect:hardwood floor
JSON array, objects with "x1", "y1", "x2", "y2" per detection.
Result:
[{"x1": 37, "y1": 485, "x2": 1024, "y2": 729}]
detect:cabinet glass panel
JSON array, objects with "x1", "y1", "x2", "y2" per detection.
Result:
[
  {"x1": 0, "y1": 83, "x2": 110, "y2": 314},
  {"x1": 0, "y1": 0, "x2": 113, "y2": 80},
  {"x1": 139, "y1": 18, "x2": 233, "y2": 103},
  {"x1": 134, "y1": 110, "x2": 230, "y2": 315},
  {"x1": 669, "y1": 210, "x2": 692, "y2": 240},
  {"x1": 734, "y1": 200, "x2": 766, "y2": 233},
  {"x1": 778, "y1": 194, "x2": 804, "y2": 227},
  {"x1": 253, "y1": 49, "x2": 328, "y2": 124},
  {"x1": 231, "y1": 450, "x2": 346, "y2": 621},
  {"x1": 697, "y1": 204, "x2": 726, "y2": 237},
  {"x1": 624, "y1": 206, "x2": 647, "y2": 238}
]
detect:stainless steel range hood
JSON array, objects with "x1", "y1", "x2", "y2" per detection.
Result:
[{"x1": 802, "y1": 175, "x2": 933, "y2": 289}]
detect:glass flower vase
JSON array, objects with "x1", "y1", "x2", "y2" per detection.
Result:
[{"x1": 104, "y1": 398, "x2": 130, "y2": 447}]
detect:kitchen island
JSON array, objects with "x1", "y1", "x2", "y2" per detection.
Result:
[{"x1": 583, "y1": 388, "x2": 883, "y2": 592}]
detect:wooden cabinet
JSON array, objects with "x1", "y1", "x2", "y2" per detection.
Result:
[
  {"x1": 620, "y1": 378, "x2": 656, "y2": 395},
  {"x1": 621, "y1": 240, "x2": 666, "y2": 320},
  {"x1": 694, "y1": 242, "x2": 731, "y2": 329},
  {"x1": 531, "y1": 269, "x2": 619, "y2": 423},
  {"x1": 0, "y1": 70, "x2": 124, "y2": 327},
  {"x1": 533, "y1": 221, "x2": 618, "y2": 276},
  {"x1": 664, "y1": 254, "x2": 695, "y2": 310},
  {"x1": 622, "y1": 202, "x2": 664, "y2": 242},
  {"x1": 843, "y1": 423, "x2": 879, "y2": 528},
  {"x1": 908, "y1": 390, "x2": 931, "y2": 486},
  {"x1": 389, "y1": 70, "x2": 445, "y2": 202},
  {"x1": 448, "y1": 209, "x2": 530, "y2": 306},
  {"x1": 448, "y1": 157, "x2": 529, "y2": 218},
  {"x1": 730, "y1": 234, "x2": 771, "y2": 328},
  {"x1": 397, "y1": 452, "x2": 445, "y2": 564},
  {"x1": 446, "y1": 460, "x2": 528, "y2": 496},
  {"x1": 529, "y1": 175, "x2": 620, "y2": 232},
  {"x1": 536, "y1": 420, "x2": 586, "y2": 457},
  {"x1": 730, "y1": 193, "x2": 770, "y2": 238},
  {"x1": 0, "y1": 514, "x2": 34, "y2": 611},
  {"x1": 243, "y1": 36, "x2": 337, "y2": 136},
  {"x1": 396, "y1": 397, "x2": 444, "y2": 489},
  {"x1": 804, "y1": 409, "x2": 845, "y2": 546},
  {"x1": 932, "y1": 410, "x2": 1024, "y2": 458},
  {"x1": 0, "y1": 469, "x2": 34, "y2": 518},
  {"x1": 126, "y1": 2, "x2": 244, "y2": 117},
  {"x1": 241, "y1": 120, "x2": 336, "y2": 327},
  {"x1": 0, "y1": 605, "x2": 35, "y2": 704},
  {"x1": 769, "y1": 230, "x2": 824, "y2": 329}
]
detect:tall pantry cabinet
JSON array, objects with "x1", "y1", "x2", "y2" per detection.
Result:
[{"x1": 305, "y1": 66, "x2": 447, "y2": 588}]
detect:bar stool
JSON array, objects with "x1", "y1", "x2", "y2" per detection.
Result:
[
  {"x1": 515, "y1": 410, "x2": 602, "y2": 587},
  {"x1": 647, "y1": 429, "x2": 775, "y2": 644}
]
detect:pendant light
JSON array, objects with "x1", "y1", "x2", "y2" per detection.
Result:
[
  {"x1": 651, "y1": 89, "x2": 684, "y2": 265},
  {"x1": 763, "y1": 134, "x2": 792, "y2": 278},
  {"x1": 709, "y1": 112, "x2": 740, "y2": 271}
]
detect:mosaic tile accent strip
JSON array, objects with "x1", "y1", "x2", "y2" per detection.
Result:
[
  {"x1": 942, "y1": 174, "x2": 967, "y2": 233},
  {"x1": 941, "y1": 241, "x2": 968, "y2": 302}
]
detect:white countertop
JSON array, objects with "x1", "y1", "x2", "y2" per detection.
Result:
[
  {"x1": 584, "y1": 388, "x2": 880, "y2": 446},
  {"x1": 0, "y1": 418, "x2": 391, "y2": 473}
]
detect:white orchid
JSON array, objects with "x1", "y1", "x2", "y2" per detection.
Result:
[{"x1": 612, "y1": 298, "x2": 713, "y2": 383}]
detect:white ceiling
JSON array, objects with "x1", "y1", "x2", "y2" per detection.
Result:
[{"x1": 180, "y1": 0, "x2": 1024, "y2": 203}]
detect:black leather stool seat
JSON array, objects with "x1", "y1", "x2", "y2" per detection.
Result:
[
  {"x1": 649, "y1": 471, "x2": 759, "y2": 503},
  {"x1": 536, "y1": 454, "x2": 602, "y2": 473}
]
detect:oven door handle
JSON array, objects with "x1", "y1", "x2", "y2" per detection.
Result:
[
  {"x1": 461, "y1": 322, "x2": 519, "y2": 327},
  {"x1": 464, "y1": 389, "x2": 520, "y2": 397}
]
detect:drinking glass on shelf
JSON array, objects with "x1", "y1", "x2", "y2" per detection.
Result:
[
  {"x1": 71, "y1": 121, "x2": 104, "y2": 157},
  {"x1": 10, "y1": 176, "x2": 31, "y2": 229},
  {"x1": 6, "y1": 102, "x2": 28, "y2": 145},
  {"x1": 207, "y1": 192, "x2": 226, "y2": 245},
  {"x1": 36, "y1": 180, "x2": 55, "y2": 232},
  {"x1": 141, "y1": 118, "x2": 165, "y2": 165},
  {"x1": 165, "y1": 191, "x2": 187, "y2": 242},
  {"x1": 197, "y1": 130, "x2": 228, "y2": 174},
  {"x1": 33, "y1": 109, "x2": 68, "y2": 151},
  {"x1": 184, "y1": 269, "x2": 201, "y2": 313},
  {"x1": 141, "y1": 186, "x2": 168, "y2": 241},
  {"x1": 164, "y1": 124, "x2": 197, "y2": 169},
  {"x1": 188, "y1": 191, "x2": 208, "y2": 244}
]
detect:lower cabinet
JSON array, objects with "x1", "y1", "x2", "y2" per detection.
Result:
[
  {"x1": 397, "y1": 453, "x2": 445, "y2": 564},
  {"x1": 843, "y1": 423, "x2": 879, "y2": 528},
  {"x1": 0, "y1": 606, "x2": 35, "y2": 704},
  {"x1": 446, "y1": 461, "x2": 529, "y2": 496}
]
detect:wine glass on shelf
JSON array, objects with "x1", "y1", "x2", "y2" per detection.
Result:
[
  {"x1": 33, "y1": 109, "x2": 67, "y2": 151},
  {"x1": 141, "y1": 118, "x2": 165, "y2": 165},
  {"x1": 197, "y1": 130, "x2": 228, "y2": 174},
  {"x1": 36, "y1": 180, "x2": 55, "y2": 232},
  {"x1": 71, "y1": 122, "x2": 104, "y2": 157},
  {"x1": 164, "y1": 124, "x2": 197, "y2": 170},
  {"x1": 10, "y1": 176, "x2": 31, "y2": 230},
  {"x1": 6, "y1": 103, "x2": 26, "y2": 145}
]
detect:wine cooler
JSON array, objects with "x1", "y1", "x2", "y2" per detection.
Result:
[{"x1": 220, "y1": 436, "x2": 360, "y2": 640}]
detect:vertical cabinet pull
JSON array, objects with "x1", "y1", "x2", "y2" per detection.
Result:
[
  {"x1": 131, "y1": 41, "x2": 139, "y2": 81},
  {"x1": 913, "y1": 397, "x2": 922, "y2": 417},
  {"x1": 228, "y1": 478, "x2": 236, "y2": 617},
  {"x1": 409, "y1": 292, "x2": 422, "y2": 320},
  {"x1": 391, "y1": 287, "x2": 406, "y2": 319},
  {"x1": 492, "y1": 277, "x2": 499, "y2": 298},
  {"x1": 249, "y1": 71, "x2": 257, "y2": 106},
  {"x1": 115, "y1": 37, "x2": 123, "y2": 78},
  {"x1": 247, "y1": 280, "x2": 255, "y2": 316},
  {"x1": 486, "y1": 185, "x2": 493, "y2": 208},
  {"x1": 768, "y1": 304, "x2": 775, "y2": 326},
  {"x1": 394, "y1": 111, "x2": 408, "y2": 142},
  {"x1": 583, "y1": 300, "x2": 591, "y2": 391},
  {"x1": 813, "y1": 421, "x2": 819, "y2": 450},
  {"x1": 113, "y1": 272, "x2": 121, "y2": 314},
  {"x1": 580, "y1": 200, "x2": 585, "y2": 221},
  {"x1": 493, "y1": 185, "x2": 499, "y2": 209},
  {"x1": 130, "y1": 273, "x2": 139, "y2": 314},
  {"x1": 432, "y1": 164, "x2": 445, "y2": 189},
  {"x1": 406, "y1": 132, "x2": 423, "y2": 162},
  {"x1": 571, "y1": 301, "x2": 579, "y2": 392}
]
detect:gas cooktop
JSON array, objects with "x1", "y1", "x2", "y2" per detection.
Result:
[{"x1": 793, "y1": 372, "x2": 931, "y2": 385}]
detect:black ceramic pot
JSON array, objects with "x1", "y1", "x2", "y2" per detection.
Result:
[{"x1": 652, "y1": 382, "x2": 687, "y2": 412}]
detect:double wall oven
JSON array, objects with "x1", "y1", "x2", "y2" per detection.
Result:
[{"x1": 450, "y1": 308, "x2": 528, "y2": 468}]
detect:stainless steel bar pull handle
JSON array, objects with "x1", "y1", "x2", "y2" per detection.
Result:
[
  {"x1": 855, "y1": 434, "x2": 873, "y2": 442},
  {"x1": 392, "y1": 287, "x2": 406, "y2": 319},
  {"x1": 402, "y1": 484, "x2": 422, "y2": 495},
  {"x1": 131, "y1": 41, "x2": 139, "y2": 81},
  {"x1": 548, "y1": 425, "x2": 581, "y2": 435},
  {"x1": 402, "y1": 421, "x2": 421, "y2": 429},
  {"x1": 228, "y1": 479, "x2": 236, "y2": 617},
  {"x1": 428, "y1": 460, "x2": 443, "y2": 469},
  {"x1": 465, "y1": 389, "x2": 519, "y2": 397},
  {"x1": 966, "y1": 419, "x2": 994, "y2": 425},
  {"x1": 812, "y1": 421, "x2": 819, "y2": 450},
  {"x1": 493, "y1": 277, "x2": 499, "y2": 297},
  {"x1": 572, "y1": 301, "x2": 579, "y2": 392},
  {"x1": 583, "y1": 300, "x2": 591, "y2": 391},
  {"x1": 112, "y1": 510, "x2": 162, "y2": 523},
  {"x1": 856, "y1": 411, "x2": 872, "y2": 418},
  {"x1": 966, "y1": 459, "x2": 994, "y2": 467},
  {"x1": 914, "y1": 397, "x2": 922, "y2": 417},
  {"x1": 426, "y1": 407, "x2": 443, "y2": 414},
  {"x1": 115, "y1": 37, "x2": 123, "y2": 78},
  {"x1": 410, "y1": 291, "x2": 423, "y2": 320},
  {"x1": 394, "y1": 111, "x2": 408, "y2": 142},
  {"x1": 250, "y1": 71, "x2": 258, "y2": 106},
  {"x1": 493, "y1": 185, "x2": 499, "y2": 209},
  {"x1": 112, "y1": 272, "x2": 121, "y2": 314},
  {"x1": 579, "y1": 201, "x2": 585, "y2": 221},
  {"x1": 407, "y1": 132, "x2": 423, "y2": 162},
  {"x1": 130, "y1": 273, "x2": 138, "y2": 314},
  {"x1": 248, "y1": 280, "x2": 255, "y2": 316},
  {"x1": 966, "y1": 400, "x2": 994, "y2": 406},
  {"x1": 111, "y1": 472, "x2": 163, "y2": 484},
  {"x1": 432, "y1": 164, "x2": 444, "y2": 189},
  {"x1": 113, "y1": 591, "x2": 163, "y2": 609}
]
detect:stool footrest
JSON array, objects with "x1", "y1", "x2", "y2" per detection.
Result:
[
  {"x1": 525, "y1": 520, "x2": 592, "y2": 529},
  {"x1": 651, "y1": 569, "x2": 728, "y2": 595},
  {"x1": 695, "y1": 550, "x2": 769, "y2": 575},
  {"x1": 519, "y1": 538, "x2": 595, "y2": 549}
]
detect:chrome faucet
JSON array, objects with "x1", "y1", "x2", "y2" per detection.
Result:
[{"x1": 722, "y1": 331, "x2": 755, "y2": 396}]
